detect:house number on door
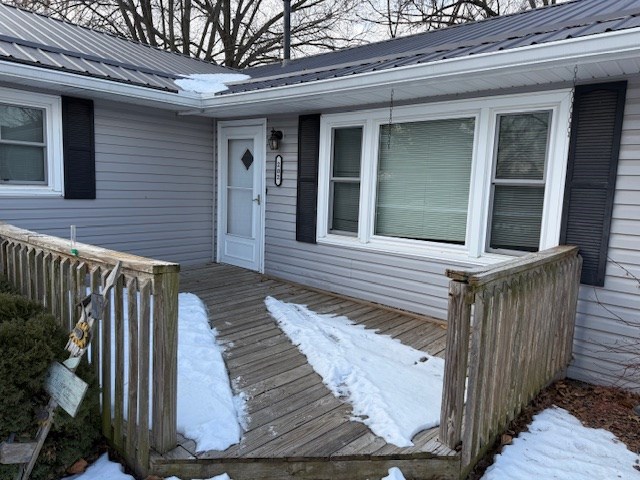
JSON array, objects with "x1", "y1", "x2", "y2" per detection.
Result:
[{"x1": 275, "y1": 155, "x2": 283, "y2": 186}]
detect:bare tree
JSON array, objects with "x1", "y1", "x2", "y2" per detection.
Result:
[
  {"x1": 357, "y1": 0, "x2": 567, "y2": 40},
  {"x1": 10, "y1": 0, "x2": 364, "y2": 68}
]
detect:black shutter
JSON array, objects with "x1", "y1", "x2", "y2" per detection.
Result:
[
  {"x1": 560, "y1": 81, "x2": 627, "y2": 287},
  {"x1": 296, "y1": 114, "x2": 321, "y2": 243},
  {"x1": 62, "y1": 96, "x2": 95, "y2": 199}
]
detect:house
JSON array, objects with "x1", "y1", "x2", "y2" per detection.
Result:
[{"x1": 0, "y1": 0, "x2": 637, "y2": 399}]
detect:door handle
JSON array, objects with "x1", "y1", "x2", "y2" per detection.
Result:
[{"x1": 253, "y1": 194, "x2": 261, "y2": 205}]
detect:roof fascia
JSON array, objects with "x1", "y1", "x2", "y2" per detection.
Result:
[
  {"x1": 199, "y1": 26, "x2": 640, "y2": 110},
  {"x1": 0, "y1": 59, "x2": 202, "y2": 108}
]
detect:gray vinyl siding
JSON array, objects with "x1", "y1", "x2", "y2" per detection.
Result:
[
  {"x1": 0, "y1": 97, "x2": 215, "y2": 266},
  {"x1": 264, "y1": 81, "x2": 640, "y2": 391}
]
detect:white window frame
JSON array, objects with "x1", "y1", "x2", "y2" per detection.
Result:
[
  {"x1": 317, "y1": 90, "x2": 572, "y2": 265},
  {"x1": 0, "y1": 88, "x2": 64, "y2": 197}
]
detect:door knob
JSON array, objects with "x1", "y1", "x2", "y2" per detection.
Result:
[{"x1": 253, "y1": 194, "x2": 261, "y2": 205}]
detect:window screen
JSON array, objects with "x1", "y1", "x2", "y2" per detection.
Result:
[
  {"x1": 375, "y1": 118, "x2": 475, "y2": 243},
  {"x1": 489, "y1": 111, "x2": 551, "y2": 252},
  {"x1": 330, "y1": 127, "x2": 362, "y2": 234},
  {"x1": 0, "y1": 104, "x2": 46, "y2": 184}
]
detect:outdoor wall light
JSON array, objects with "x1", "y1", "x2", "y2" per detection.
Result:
[{"x1": 269, "y1": 129, "x2": 283, "y2": 150}]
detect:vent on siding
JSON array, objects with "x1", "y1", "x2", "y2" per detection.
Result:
[
  {"x1": 62, "y1": 96, "x2": 95, "y2": 199},
  {"x1": 296, "y1": 114, "x2": 321, "y2": 243},
  {"x1": 561, "y1": 81, "x2": 627, "y2": 287}
]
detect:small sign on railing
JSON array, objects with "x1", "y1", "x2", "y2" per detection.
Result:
[{"x1": 44, "y1": 362, "x2": 88, "y2": 418}]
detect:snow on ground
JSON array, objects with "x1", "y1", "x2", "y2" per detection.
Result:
[
  {"x1": 174, "y1": 73, "x2": 251, "y2": 94},
  {"x1": 264, "y1": 296, "x2": 445, "y2": 447},
  {"x1": 62, "y1": 453, "x2": 133, "y2": 480},
  {"x1": 62, "y1": 454, "x2": 232, "y2": 480},
  {"x1": 381, "y1": 467, "x2": 407, "y2": 480},
  {"x1": 482, "y1": 407, "x2": 640, "y2": 479},
  {"x1": 102, "y1": 290, "x2": 244, "y2": 452}
]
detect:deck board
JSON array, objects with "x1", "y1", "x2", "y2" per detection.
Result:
[{"x1": 151, "y1": 263, "x2": 460, "y2": 479}]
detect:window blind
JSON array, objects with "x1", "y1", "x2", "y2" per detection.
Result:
[{"x1": 375, "y1": 118, "x2": 475, "y2": 243}]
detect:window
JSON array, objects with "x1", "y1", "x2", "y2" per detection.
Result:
[
  {"x1": 488, "y1": 111, "x2": 551, "y2": 252},
  {"x1": 376, "y1": 118, "x2": 474, "y2": 244},
  {"x1": 317, "y1": 91, "x2": 571, "y2": 264},
  {"x1": 0, "y1": 105, "x2": 46, "y2": 184},
  {"x1": 330, "y1": 127, "x2": 362, "y2": 234},
  {"x1": 0, "y1": 88, "x2": 63, "y2": 196}
]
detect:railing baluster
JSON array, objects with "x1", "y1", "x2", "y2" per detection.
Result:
[
  {"x1": 113, "y1": 273, "x2": 125, "y2": 450},
  {"x1": 51, "y1": 255, "x2": 61, "y2": 325},
  {"x1": 60, "y1": 258, "x2": 71, "y2": 330},
  {"x1": 101, "y1": 269, "x2": 113, "y2": 440},
  {"x1": 138, "y1": 278, "x2": 152, "y2": 473},
  {"x1": 126, "y1": 276, "x2": 139, "y2": 466}
]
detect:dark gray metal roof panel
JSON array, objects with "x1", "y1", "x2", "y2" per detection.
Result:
[
  {"x1": 0, "y1": 2, "x2": 231, "y2": 91},
  {"x1": 231, "y1": 0, "x2": 640, "y2": 94}
]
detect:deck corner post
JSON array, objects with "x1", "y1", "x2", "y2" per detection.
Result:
[
  {"x1": 151, "y1": 267, "x2": 180, "y2": 454},
  {"x1": 439, "y1": 279, "x2": 472, "y2": 449}
]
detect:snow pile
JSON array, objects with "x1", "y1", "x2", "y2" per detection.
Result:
[
  {"x1": 482, "y1": 407, "x2": 640, "y2": 479},
  {"x1": 102, "y1": 291, "x2": 244, "y2": 452},
  {"x1": 382, "y1": 467, "x2": 407, "y2": 480},
  {"x1": 62, "y1": 453, "x2": 134, "y2": 480},
  {"x1": 174, "y1": 73, "x2": 251, "y2": 94},
  {"x1": 264, "y1": 296, "x2": 445, "y2": 447}
]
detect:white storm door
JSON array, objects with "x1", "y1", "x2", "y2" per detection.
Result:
[{"x1": 218, "y1": 121, "x2": 265, "y2": 272}]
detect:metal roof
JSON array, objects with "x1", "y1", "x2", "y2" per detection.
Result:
[
  {"x1": 0, "y1": 2, "x2": 232, "y2": 91},
  {"x1": 0, "y1": 0, "x2": 639, "y2": 95},
  {"x1": 229, "y1": 0, "x2": 640, "y2": 94}
]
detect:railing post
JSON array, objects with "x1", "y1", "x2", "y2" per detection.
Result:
[
  {"x1": 151, "y1": 267, "x2": 179, "y2": 453},
  {"x1": 439, "y1": 280, "x2": 473, "y2": 449}
]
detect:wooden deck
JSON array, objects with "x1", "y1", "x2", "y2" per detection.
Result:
[{"x1": 150, "y1": 263, "x2": 461, "y2": 479}]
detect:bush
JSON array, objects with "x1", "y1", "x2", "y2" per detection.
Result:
[{"x1": 0, "y1": 289, "x2": 101, "y2": 480}]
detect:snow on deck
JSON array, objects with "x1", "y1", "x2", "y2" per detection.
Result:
[{"x1": 265, "y1": 296, "x2": 445, "y2": 447}]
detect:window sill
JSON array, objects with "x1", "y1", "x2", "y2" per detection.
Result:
[
  {"x1": 0, "y1": 186, "x2": 63, "y2": 197},
  {"x1": 317, "y1": 234, "x2": 513, "y2": 267}
]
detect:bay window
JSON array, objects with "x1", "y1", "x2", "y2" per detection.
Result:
[{"x1": 317, "y1": 91, "x2": 571, "y2": 264}]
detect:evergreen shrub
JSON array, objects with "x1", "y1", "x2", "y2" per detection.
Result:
[{"x1": 0, "y1": 282, "x2": 101, "y2": 480}]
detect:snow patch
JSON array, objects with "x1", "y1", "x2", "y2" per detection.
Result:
[
  {"x1": 264, "y1": 296, "x2": 444, "y2": 447},
  {"x1": 62, "y1": 453, "x2": 134, "y2": 480},
  {"x1": 176, "y1": 293, "x2": 245, "y2": 451},
  {"x1": 174, "y1": 73, "x2": 251, "y2": 94},
  {"x1": 482, "y1": 407, "x2": 640, "y2": 479},
  {"x1": 382, "y1": 467, "x2": 407, "y2": 480}
]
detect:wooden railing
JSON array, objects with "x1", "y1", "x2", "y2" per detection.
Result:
[
  {"x1": 0, "y1": 222, "x2": 179, "y2": 476},
  {"x1": 439, "y1": 246, "x2": 582, "y2": 473}
]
